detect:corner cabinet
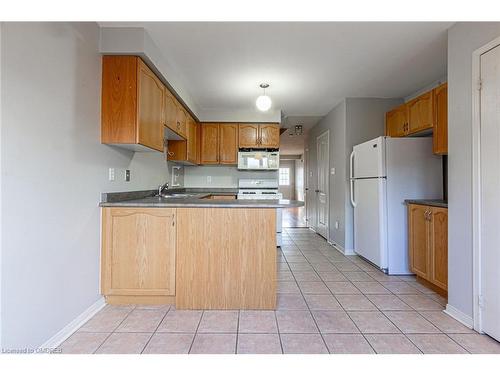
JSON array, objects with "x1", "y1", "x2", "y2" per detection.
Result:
[
  {"x1": 101, "y1": 207, "x2": 176, "y2": 304},
  {"x1": 167, "y1": 114, "x2": 199, "y2": 165},
  {"x1": 239, "y1": 124, "x2": 280, "y2": 148},
  {"x1": 408, "y1": 204, "x2": 448, "y2": 294},
  {"x1": 101, "y1": 56, "x2": 165, "y2": 152}
]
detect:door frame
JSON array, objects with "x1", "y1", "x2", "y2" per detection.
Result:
[
  {"x1": 471, "y1": 35, "x2": 500, "y2": 333},
  {"x1": 315, "y1": 130, "x2": 330, "y2": 241}
]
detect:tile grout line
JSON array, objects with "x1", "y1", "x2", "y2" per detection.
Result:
[
  {"x1": 139, "y1": 306, "x2": 172, "y2": 354},
  {"x1": 289, "y1": 233, "x2": 334, "y2": 353},
  {"x1": 91, "y1": 305, "x2": 136, "y2": 354},
  {"x1": 235, "y1": 310, "x2": 240, "y2": 354},
  {"x1": 187, "y1": 310, "x2": 204, "y2": 354}
]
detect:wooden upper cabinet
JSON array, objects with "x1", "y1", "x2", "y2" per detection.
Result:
[
  {"x1": 186, "y1": 116, "x2": 198, "y2": 164},
  {"x1": 239, "y1": 123, "x2": 280, "y2": 148},
  {"x1": 259, "y1": 124, "x2": 280, "y2": 148},
  {"x1": 239, "y1": 124, "x2": 260, "y2": 148},
  {"x1": 101, "y1": 208, "x2": 176, "y2": 297},
  {"x1": 101, "y1": 56, "x2": 165, "y2": 151},
  {"x1": 219, "y1": 124, "x2": 238, "y2": 164},
  {"x1": 385, "y1": 104, "x2": 408, "y2": 137},
  {"x1": 137, "y1": 59, "x2": 165, "y2": 151},
  {"x1": 430, "y1": 207, "x2": 448, "y2": 290},
  {"x1": 408, "y1": 204, "x2": 430, "y2": 279},
  {"x1": 200, "y1": 123, "x2": 220, "y2": 164},
  {"x1": 167, "y1": 115, "x2": 198, "y2": 165},
  {"x1": 175, "y1": 104, "x2": 187, "y2": 138},
  {"x1": 433, "y1": 83, "x2": 448, "y2": 155},
  {"x1": 164, "y1": 90, "x2": 178, "y2": 133},
  {"x1": 407, "y1": 91, "x2": 434, "y2": 134}
]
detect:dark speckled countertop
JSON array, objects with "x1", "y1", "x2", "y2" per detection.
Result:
[
  {"x1": 405, "y1": 199, "x2": 448, "y2": 208},
  {"x1": 100, "y1": 188, "x2": 304, "y2": 209}
]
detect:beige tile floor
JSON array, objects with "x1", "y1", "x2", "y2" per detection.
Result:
[{"x1": 59, "y1": 228, "x2": 500, "y2": 354}]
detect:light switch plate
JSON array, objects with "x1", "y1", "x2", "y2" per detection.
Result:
[
  {"x1": 108, "y1": 168, "x2": 115, "y2": 181},
  {"x1": 207, "y1": 176, "x2": 212, "y2": 183},
  {"x1": 331, "y1": 168, "x2": 336, "y2": 175}
]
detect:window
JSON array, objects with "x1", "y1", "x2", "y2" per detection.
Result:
[{"x1": 279, "y1": 168, "x2": 290, "y2": 186}]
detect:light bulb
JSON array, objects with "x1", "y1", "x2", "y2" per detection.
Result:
[{"x1": 256, "y1": 95, "x2": 272, "y2": 111}]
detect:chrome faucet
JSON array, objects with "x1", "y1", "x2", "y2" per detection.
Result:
[{"x1": 158, "y1": 182, "x2": 169, "y2": 196}]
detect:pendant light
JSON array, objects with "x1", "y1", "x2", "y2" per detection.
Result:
[{"x1": 256, "y1": 83, "x2": 272, "y2": 111}]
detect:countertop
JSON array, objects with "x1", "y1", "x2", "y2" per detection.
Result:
[
  {"x1": 100, "y1": 188, "x2": 304, "y2": 209},
  {"x1": 405, "y1": 199, "x2": 448, "y2": 208}
]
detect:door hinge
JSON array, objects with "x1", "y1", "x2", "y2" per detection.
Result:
[
  {"x1": 478, "y1": 295, "x2": 484, "y2": 309},
  {"x1": 477, "y1": 79, "x2": 483, "y2": 91}
]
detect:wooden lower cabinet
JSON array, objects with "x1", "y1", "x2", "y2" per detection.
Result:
[
  {"x1": 101, "y1": 208, "x2": 176, "y2": 303},
  {"x1": 176, "y1": 208, "x2": 276, "y2": 309},
  {"x1": 408, "y1": 204, "x2": 448, "y2": 293},
  {"x1": 430, "y1": 207, "x2": 448, "y2": 290},
  {"x1": 408, "y1": 204, "x2": 430, "y2": 279}
]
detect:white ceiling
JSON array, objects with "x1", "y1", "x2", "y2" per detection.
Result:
[{"x1": 100, "y1": 22, "x2": 452, "y2": 154}]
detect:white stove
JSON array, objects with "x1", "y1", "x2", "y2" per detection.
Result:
[{"x1": 237, "y1": 179, "x2": 283, "y2": 247}]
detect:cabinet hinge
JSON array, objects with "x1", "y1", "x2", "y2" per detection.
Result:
[
  {"x1": 478, "y1": 295, "x2": 484, "y2": 309},
  {"x1": 477, "y1": 79, "x2": 483, "y2": 91}
]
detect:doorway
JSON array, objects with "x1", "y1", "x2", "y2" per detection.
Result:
[
  {"x1": 473, "y1": 38, "x2": 500, "y2": 341},
  {"x1": 280, "y1": 156, "x2": 307, "y2": 228},
  {"x1": 316, "y1": 131, "x2": 329, "y2": 239}
]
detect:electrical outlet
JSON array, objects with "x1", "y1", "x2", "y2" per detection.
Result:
[
  {"x1": 335, "y1": 221, "x2": 339, "y2": 229},
  {"x1": 331, "y1": 167, "x2": 336, "y2": 175},
  {"x1": 108, "y1": 168, "x2": 115, "y2": 181},
  {"x1": 207, "y1": 176, "x2": 212, "y2": 183},
  {"x1": 125, "y1": 169, "x2": 130, "y2": 182}
]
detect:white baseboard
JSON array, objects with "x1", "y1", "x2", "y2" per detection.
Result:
[
  {"x1": 327, "y1": 241, "x2": 356, "y2": 256},
  {"x1": 445, "y1": 304, "x2": 474, "y2": 329},
  {"x1": 39, "y1": 297, "x2": 106, "y2": 350}
]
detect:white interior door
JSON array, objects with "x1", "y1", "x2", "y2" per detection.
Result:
[
  {"x1": 480, "y1": 44, "x2": 500, "y2": 341},
  {"x1": 316, "y1": 131, "x2": 329, "y2": 238}
]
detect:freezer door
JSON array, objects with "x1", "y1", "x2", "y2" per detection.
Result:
[
  {"x1": 352, "y1": 136, "x2": 386, "y2": 178},
  {"x1": 353, "y1": 178, "x2": 387, "y2": 269}
]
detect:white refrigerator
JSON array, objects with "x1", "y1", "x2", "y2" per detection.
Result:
[{"x1": 350, "y1": 136, "x2": 443, "y2": 275}]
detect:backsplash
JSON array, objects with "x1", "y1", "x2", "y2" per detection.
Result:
[{"x1": 183, "y1": 165, "x2": 279, "y2": 188}]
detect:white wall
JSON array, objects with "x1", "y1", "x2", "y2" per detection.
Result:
[
  {"x1": 307, "y1": 98, "x2": 402, "y2": 251},
  {"x1": 447, "y1": 22, "x2": 500, "y2": 320},
  {"x1": 0, "y1": 22, "x2": 171, "y2": 349},
  {"x1": 183, "y1": 165, "x2": 278, "y2": 188}
]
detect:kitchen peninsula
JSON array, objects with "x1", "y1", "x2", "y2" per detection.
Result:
[{"x1": 99, "y1": 190, "x2": 303, "y2": 310}]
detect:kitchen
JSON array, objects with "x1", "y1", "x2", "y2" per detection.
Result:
[{"x1": 2, "y1": 14, "x2": 500, "y2": 365}]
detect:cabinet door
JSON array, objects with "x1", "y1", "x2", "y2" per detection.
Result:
[
  {"x1": 101, "y1": 208, "x2": 176, "y2": 296},
  {"x1": 175, "y1": 103, "x2": 187, "y2": 138},
  {"x1": 433, "y1": 83, "x2": 448, "y2": 155},
  {"x1": 407, "y1": 91, "x2": 434, "y2": 134},
  {"x1": 200, "y1": 123, "x2": 220, "y2": 164},
  {"x1": 408, "y1": 204, "x2": 430, "y2": 279},
  {"x1": 430, "y1": 207, "x2": 448, "y2": 290},
  {"x1": 164, "y1": 90, "x2": 178, "y2": 133},
  {"x1": 259, "y1": 124, "x2": 280, "y2": 148},
  {"x1": 385, "y1": 104, "x2": 408, "y2": 137},
  {"x1": 137, "y1": 59, "x2": 165, "y2": 151},
  {"x1": 186, "y1": 116, "x2": 198, "y2": 164},
  {"x1": 219, "y1": 124, "x2": 238, "y2": 164},
  {"x1": 239, "y1": 124, "x2": 260, "y2": 148}
]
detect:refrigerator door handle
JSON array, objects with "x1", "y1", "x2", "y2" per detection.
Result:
[
  {"x1": 350, "y1": 178, "x2": 356, "y2": 207},
  {"x1": 350, "y1": 150, "x2": 356, "y2": 207}
]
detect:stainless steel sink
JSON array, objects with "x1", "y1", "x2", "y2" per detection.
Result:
[{"x1": 159, "y1": 193, "x2": 192, "y2": 199}]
